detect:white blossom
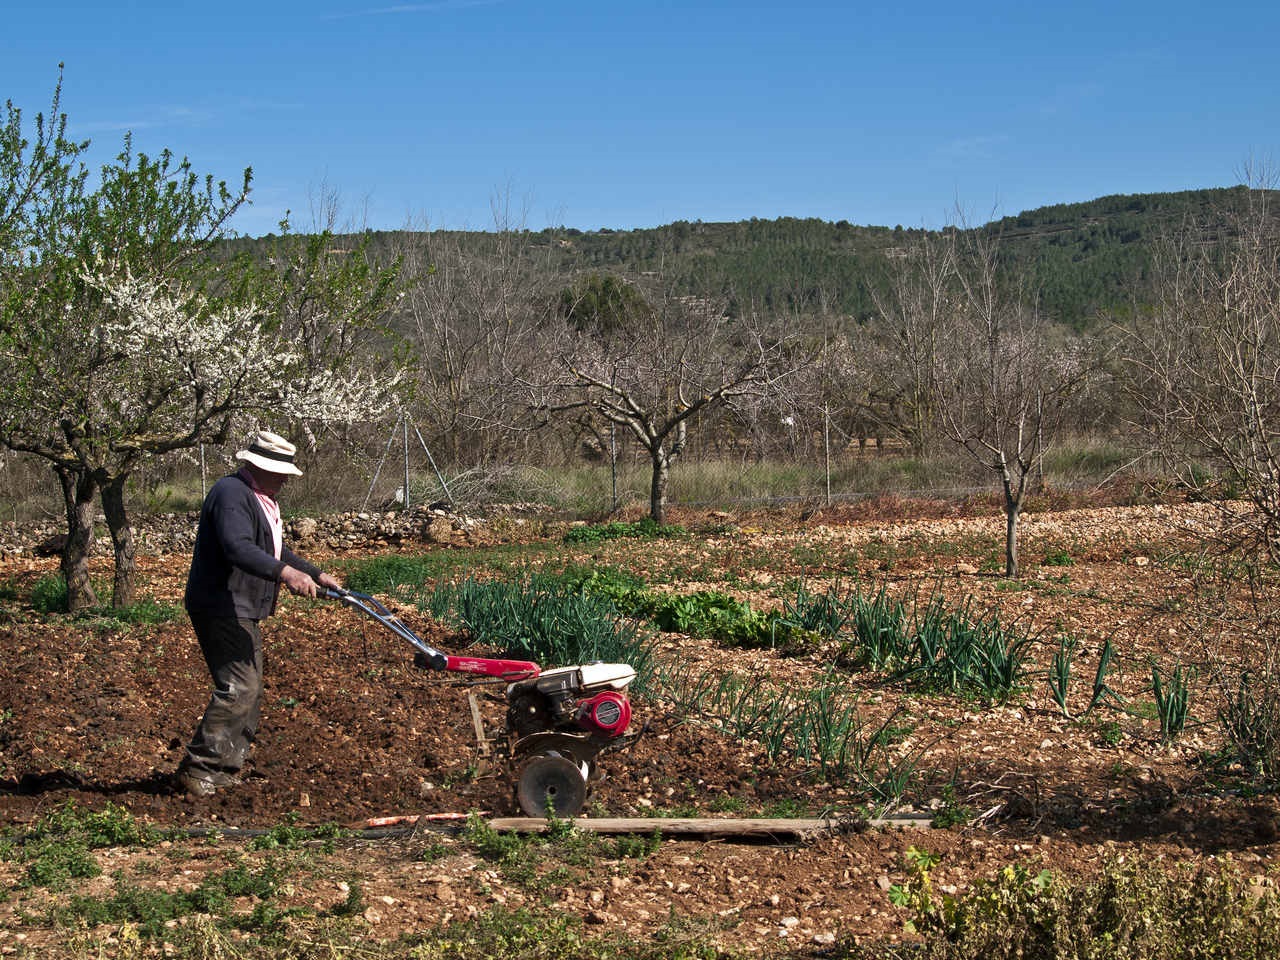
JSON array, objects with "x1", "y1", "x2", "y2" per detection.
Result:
[{"x1": 81, "y1": 265, "x2": 401, "y2": 437}]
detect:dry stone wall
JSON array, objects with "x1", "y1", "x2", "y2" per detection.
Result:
[{"x1": 0, "y1": 505, "x2": 510, "y2": 560}]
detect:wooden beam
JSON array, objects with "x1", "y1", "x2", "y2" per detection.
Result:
[{"x1": 485, "y1": 816, "x2": 932, "y2": 838}]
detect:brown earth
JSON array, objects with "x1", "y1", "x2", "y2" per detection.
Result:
[{"x1": 1, "y1": 500, "x2": 1279, "y2": 956}]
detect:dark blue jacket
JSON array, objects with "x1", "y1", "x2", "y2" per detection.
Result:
[{"x1": 184, "y1": 472, "x2": 322, "y2": 619}]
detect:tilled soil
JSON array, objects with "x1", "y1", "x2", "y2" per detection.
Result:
[{"x1": 1, "y1": 501, "x2": 1279, "y2": 955}]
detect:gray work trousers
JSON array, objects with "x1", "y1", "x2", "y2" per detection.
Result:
[{"x1": 180, "y1": 614, "x2": 264, "y2": 777}]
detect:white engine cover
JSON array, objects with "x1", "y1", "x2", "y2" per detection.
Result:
[
  {"x1": 524, "y1": 662, "x2": 635, "y2": 693},
  {"x1": 577, "y1": 662, "x2": 636, "y2": 692}
]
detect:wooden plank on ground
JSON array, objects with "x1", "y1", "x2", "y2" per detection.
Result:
[{"x1": 486, "y1": 816, "x2": 932, "y2": 838}]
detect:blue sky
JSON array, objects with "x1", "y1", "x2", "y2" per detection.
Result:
[{"x1": 4, "y1": 1, "x2": 1277, "y2": 237}]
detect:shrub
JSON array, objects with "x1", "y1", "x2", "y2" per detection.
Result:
[
  {"x1": 1219, "y1": 665, "x2": 1280, "y2": 782},
  {"x1": 30, "y1": 573, "x2": 68, "y2": 614},
  {"x1": 892, "y1": 854, "x2": 1280, "y2": 960},
  {"x1": 563, "y1": 518, "x2": 684, "y2": 544}
]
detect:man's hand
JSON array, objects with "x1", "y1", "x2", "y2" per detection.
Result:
[
  {"x1": 318, "y1": 571, "x2": 343, "y2": 592},
  {"x1": 281, "y1": 565, "x2": 320, "y2": 598}
]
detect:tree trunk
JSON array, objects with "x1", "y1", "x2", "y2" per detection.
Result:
[
  {"x1": 648, "y1": 447, "x2": 669, "y2": 524},
  {"x1": 1005, "y1": 503, "x2": 1021, "y2": 578},
  {"x1": 55, "y1": 465, "x2": 99, "y2": 612},
  {"x1": 1002, "y1": 478, "x2": 1024, "y2": 578},
  {"x1": 101, "y1": 476, "x2": 136, "y2": 608}
]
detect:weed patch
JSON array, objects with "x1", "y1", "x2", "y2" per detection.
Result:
[
  {"x1": 30, "y1": 574, "x2": 68, "y2": 614},
  {"x1": 890, "y1": 851, "x2": 1280, "y2": 960},
  {"x1": 5, "y1": 800, "x2": 158, "y2": 891},
  {"x1": 563, "y1": 518, "x2": 685, "y2": 544},
  {"x1": 48, "y1": 862, "x2": 286, "y2": 936}
]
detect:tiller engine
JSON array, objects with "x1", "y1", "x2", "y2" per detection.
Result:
[{"x1": 325, "y1": 588, "x2": 638, "y2": 817}]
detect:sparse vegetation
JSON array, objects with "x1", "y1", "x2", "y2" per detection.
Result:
[{"x1": 890, "y1": 852, "x2": 1280, "y2": 960}]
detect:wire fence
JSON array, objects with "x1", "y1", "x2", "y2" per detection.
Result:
[{"x1": 0, "y1": 421, "x2": 1154, "y2": 525}]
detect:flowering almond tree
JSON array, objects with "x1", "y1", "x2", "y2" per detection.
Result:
[
  {"x1": 0, "y1": 266, "x2": 399, "y2": 610},
  {"x1": 0, "y1": 79, "x2": 402, "y2": 610}
]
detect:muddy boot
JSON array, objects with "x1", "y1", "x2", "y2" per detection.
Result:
[{"x1": 174, "y1": 767, "x2": 220, "y2": 797}]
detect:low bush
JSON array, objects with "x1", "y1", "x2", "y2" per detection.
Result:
[
  {"x1": 563, "y1": 517, "x2": 685, "y2": 543},
  {"x1": 30, "y1": 573, "x2": 68, "y2": 614},
  {"x1": 890, "y1": 850, "x2": 1280, "y2": 959},
  {"x1": 1219, "y1": 663, "x2": 1280, "y2": 782}
]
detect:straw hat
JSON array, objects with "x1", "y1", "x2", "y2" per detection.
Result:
[{"x1": 236, "y1": 430, "x2": 304, "y2": 477}]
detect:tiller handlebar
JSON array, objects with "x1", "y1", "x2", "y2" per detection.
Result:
[{"x1": 323, "y1": 587, "x2": 541, "y2": 681}]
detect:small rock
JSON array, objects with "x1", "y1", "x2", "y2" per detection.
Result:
[
  {"x1": 290, "y1": 517, "x2": 319, "y2": 543},
  {"x1": 423, "y1": 517, "x2": 454, "y2": 543}
]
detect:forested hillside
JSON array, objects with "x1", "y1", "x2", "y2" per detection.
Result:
[{"x1": 295, "y1": 186, "x2": 1261, "y2": 329}]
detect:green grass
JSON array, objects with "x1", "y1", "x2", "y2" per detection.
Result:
[
  {"x1": 26, "y1": 574, "x2": 182, "y2": 624},
  {"x1": 344, "y1": 551, "x2": 459, "y2": 595},
  {"x1": 30, "y1": 573, "x2": 68, "y2": 614}
]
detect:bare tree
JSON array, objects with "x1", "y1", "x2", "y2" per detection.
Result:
[
  {"x1": 539, "y1": 277, "x2": 794, "y2": 522},
  {"x1": 1120, "y1": 170, "x2": 1280, "y2": 782},
  {"x1": 0, "y1": 111, "x2": 402, "y2": 610},
  {"x1": 395, "y1": 200, "x2": 559, "y2": 470},
  {"x1": 1122, "y1": 171, "x2": 1280, "y2": 556},
  {"x1": 932, "y1": 221, "x2": 1089, "y2": 577},
  {"x1": 858, "y1": 229, "x2": 956, "y2": 456}
]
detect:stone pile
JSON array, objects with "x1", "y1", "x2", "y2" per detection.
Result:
[{"x1": 0, "y1": 504, "x2": 496, "y2": 559}]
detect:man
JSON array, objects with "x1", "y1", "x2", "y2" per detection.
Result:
[{"x1": 175, "y1": 430, "x2": 342, "y2": 797}]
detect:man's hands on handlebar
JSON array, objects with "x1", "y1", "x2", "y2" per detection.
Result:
[{"x1": 281, "y1": 566, "x2": 343, "y2": 598}]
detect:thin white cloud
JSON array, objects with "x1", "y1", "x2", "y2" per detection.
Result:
[
  {"x1": 935, "y1": 135, "x2": 1009, "y2": 163},
  {"x1": 323, "y1": 0, "x2": 503, "y2": 19},
  {"x1": 75, "y1": 99, "x2": 300, "y2": 136},
  {"x1": 1039, "y1": 81, "x2": 1104, "y2": 117},
  {"x1": 77, "y1": 109, "x2": 210, "y2": 133}
]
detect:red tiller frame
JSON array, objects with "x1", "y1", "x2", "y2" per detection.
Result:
[{"x1": 324, "y1": 588, "x2": 541, "y2": 681}]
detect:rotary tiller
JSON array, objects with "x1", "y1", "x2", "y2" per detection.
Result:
[{"x1": 324, "y1": 588, "x2": 638, "y2": 817}]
